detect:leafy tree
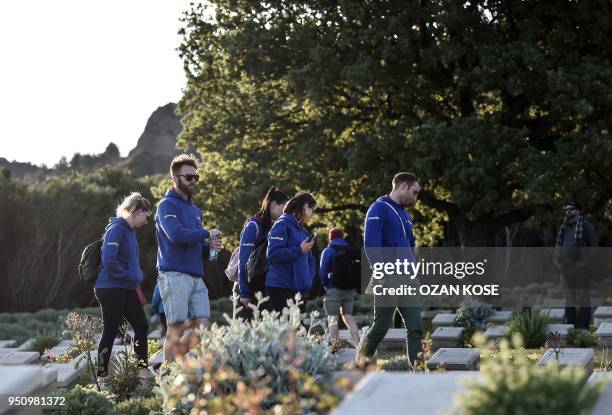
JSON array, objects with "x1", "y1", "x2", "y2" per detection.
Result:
[{"x1": 176, "y1": 0, "x2": 612, "y2": 246}]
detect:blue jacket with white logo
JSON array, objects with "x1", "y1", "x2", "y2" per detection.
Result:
[
  {"x1": 319, "y1": 238, "x2": 350, "y2": 290},
  {"x1": 364, "y1": 195, "x2": 416, "y2": 268},
  {"x1": 95, "y1": 217, "x2": 143, "y2": 289},
  {"x1": 265, "y1": 213, "x2": 316, "y2": 292},
  {"x1": 237, "y1": 215, "x2": 265, "y2": 298},
  {"x1": 156, "y1": 189, "x2": 210, "y2": 277}
]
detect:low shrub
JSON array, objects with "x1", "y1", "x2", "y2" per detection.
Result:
[
  {"x1": 381, "y1": 355, "x2": 412, "y2": 371},
  {"x1": 566, "y1": 329, "x2": 597, "y2": 348},
  {"x1": 509, "y1": 309, "x2": 548, "y2": 348},
  {"x1": 26, "y1": 332, "x2": 61, "y2": 354},
  {"x1": 454, "y1": 299, "x2": 494, "y2": 345},
  {"x1": 456, "y1": 336, "x2": 604, "y2": 415},
  {"x1": 43, "y1": 385, "x2": 114, "y2": 415},
  {"x1": 113, "y1": 396, "x2": 163, "y2": 415}
]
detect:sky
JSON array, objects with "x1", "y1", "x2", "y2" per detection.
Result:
[{"x1": 0, "y1": 0, "x2": 192, "y2": 167}]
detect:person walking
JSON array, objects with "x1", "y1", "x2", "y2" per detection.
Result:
[
  {"x1": 265, "y1": 192, "x2": 317, "y2": 313},
  {"x1": 319, "y1": 227, "x2": 360, "y2": 345},
  {"x1": 156, "y1": 154, "x2": 222, "y2": 362},
  {"x1": 358, "y1": 172, "x2": 424, "y2": 366},
  {"x1": 94, "y1": 192, "x2": 152, "y2": 381},
  {"x1": 235, "y1": 187, "x2": 288, "y2": 318}
]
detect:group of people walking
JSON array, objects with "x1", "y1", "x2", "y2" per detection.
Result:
[{"x1": 93, "y1": 152, "x2": 596, "y2": 385}]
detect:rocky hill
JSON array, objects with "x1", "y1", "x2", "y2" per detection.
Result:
[{"x1": 1, "y1": 103, "x2": 184, "y2": 179}]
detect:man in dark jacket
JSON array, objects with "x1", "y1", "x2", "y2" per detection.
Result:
[{"x1": 554, "y1": 201, "x2": 598, "y2": 329}]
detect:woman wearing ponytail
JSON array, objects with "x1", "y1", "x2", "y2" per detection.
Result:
[
  {"x1": 265, "y1": 192, "x2": 318, "y2": 313},
  {"x1": 235, "y1": 187, "x2": 288, "y2": 318}
]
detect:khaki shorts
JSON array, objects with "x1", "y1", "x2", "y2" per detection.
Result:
[{"x1": 323, "y1": 288, "x2": 355, "y2": 316}]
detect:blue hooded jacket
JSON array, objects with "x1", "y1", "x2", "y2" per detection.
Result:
[
  {"x1": 95, "y1": 217, "x2": 143, "y2": 290},
  {"x1": 364, "y1": 195, "x2": 416, "y2": 268},
  {"x1": 156, "y1": 189, "x2": 210, "y2": 277},
  {"x1": 319, "y1": 238, "x2": 350, "y2": 290},
  {"x1": 265, "y1": 213, "x2": 316, "y2": 292},
  {"x1": 151, "y1": 284, "x2": 164, "y2": 315},
  {"x1": 237, "y1": 215, "x2": 265, "y2": 298}
]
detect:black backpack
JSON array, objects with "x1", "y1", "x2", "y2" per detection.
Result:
[
  {"x1": 246, "y1": 238, "x2": 268, "y2": 294},
  {"x1": 78, "y1": 238, "x2": 103, "y2": 285},
  {"x1": 329, "y1": 245, "x2": 361, "y2": 290}
]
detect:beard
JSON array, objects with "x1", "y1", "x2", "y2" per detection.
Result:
[{"x1": 178, "y1": 180, "x2": 195, "y2": 197}]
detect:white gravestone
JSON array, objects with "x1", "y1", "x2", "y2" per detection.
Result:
[
  {"x1": 594, "y1": 306, "x2": 612, "y2": 328},
  {"x1": 488, "y1": 311, "x2": 513, "y2": 324},
  {"x1": 432, "y1": 313, "x2": 456, "y2": 328},
  {"x1": 332, "y1": 372, "x2": 481, "y2": 415},
  {"x1": 427, "y1": 348, "x2": 480, "y2": 371},
  {"x1": 432, "y1": 327, "x2": 464, "y2": 350},
  {"x1": 595, "y1": 322, "x2": 612, "y2": 347},
  {"x1": 537, "y1": 348, "x2": 594, "y2": 376}
]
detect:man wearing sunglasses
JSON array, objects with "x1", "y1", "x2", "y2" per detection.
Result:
[
  {"x1": 554, "y1": 201, "x2": 598, "y2": 329},
  {"x1": 155, "y1": 154, "x2": 222, "y2": 363}
]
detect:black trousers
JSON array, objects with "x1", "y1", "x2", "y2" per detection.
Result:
[
  {"x1": 561, "y1": 265, "x2": 591, "y2": 329},
  {"x1": 94, "y1": 287, "x2": 149, "y2": 376},
  {"x1": 266, "y1": 286, "x2": 305, "y2": 314}
]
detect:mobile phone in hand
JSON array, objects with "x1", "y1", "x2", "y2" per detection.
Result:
[{"x1": 307, "y1": 232, "x2": 316, "y2": 243}]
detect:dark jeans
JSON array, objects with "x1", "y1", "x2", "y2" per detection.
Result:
[
  {"x1": 94, "y1": 288, "x2": 149, "y2": 376},
  {"x1": 562, "y1": 265, "x2": 591, "y2": 329},
  {"x1": 266, "y1": 286, "x2": 305, "y2": 314},
  {"x1": 359, "y1": 276, "x2": 423, "y2": 364}
]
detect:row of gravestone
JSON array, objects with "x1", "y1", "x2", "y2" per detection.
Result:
[{"x1": 330, "y1": 368, "x2": 611, "y2": 415}]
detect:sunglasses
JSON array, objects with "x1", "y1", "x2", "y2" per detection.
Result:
[
  {"x1": 177, "y1": 174, "x2": 200, "y2": 182},
  {"x1": 564, "y1": 207, "x2": 577, "y2": 212}
]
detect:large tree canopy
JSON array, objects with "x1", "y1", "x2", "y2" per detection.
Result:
[{"x1": 177, "y1": 0, "x2": 612, "y2": 246}]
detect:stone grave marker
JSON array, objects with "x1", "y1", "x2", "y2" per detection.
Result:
[
  {"x1": 594, "y1": 306, "x2": 612, "y2": 328},
  {"x1": 0, "y1": 340, "x2": 16, "y2": 348},
  {"x1": 16, "y1": 338, "x2": 35, "y2": 351},
  {"x1": 427, "y1": 348, "x2": 480, "y2": 371},
  {"x1": 541, "y1": 308, "x2": 565, "y2": 323},
  {"x1": 0, "y1": 349, "x2": 40, "y2": 365},
  {"x1": 339, "y1": 328, "x2": 405, "y2": 351},
  {"x1": 545, "y1": 324, "x2": 574, "y2": 343},
  {"x1": 421, "y1": 309, "x2": 452, "y2": 319},
  {"x1": 332, "y1": 372, "x2": 481, "y2": 415},
  {"x1": 431, "y1": 327, "x2": 464, "y2": 349},
  {"x1": 43, "y1": 353, "x2": 88, "y2": 388},
  {"x1": 488, "y1": 310, "x2": 513, "y2": 324},
  {"x1": 537, "y1": 348, "x2": 594, "y2": 376},
  {"x1": 587, "y1": 372, "x2": 612, "y2": 415},
  {"x1": 595, "y1": 322, "x2": 612, "y2": 347},
  {"x1": 483, "y1": 325, "x2": 509, "y2": 341},
  {"x1": 0, "y1": 366, "x2": 58, "y2": 413},
  {"x1": 432, "y1": 313, "x2": 456, "y2": 328}
]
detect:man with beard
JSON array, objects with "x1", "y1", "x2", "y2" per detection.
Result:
[
  {"x1": 554, "y1": 201, "x2": 598, "y2": 329},
  {"x1": 155, "y1": 154, "x2": 222, "y2": 362},
  {"x1": 358, "y1": 172, "x2": 424, "y2": 367}
]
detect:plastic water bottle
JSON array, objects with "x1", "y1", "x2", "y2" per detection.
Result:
[{"x1": 209, "y1": 237, "x2": 218, "y2": 262}]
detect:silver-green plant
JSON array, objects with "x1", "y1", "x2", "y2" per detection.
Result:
[{"x1": 156, "y1": 293, "x2": 335, "y2": 411}]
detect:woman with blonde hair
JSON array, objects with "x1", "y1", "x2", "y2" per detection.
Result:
[{"x1": 94, "y1": 192, "x2": 151, "y2": 382}]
